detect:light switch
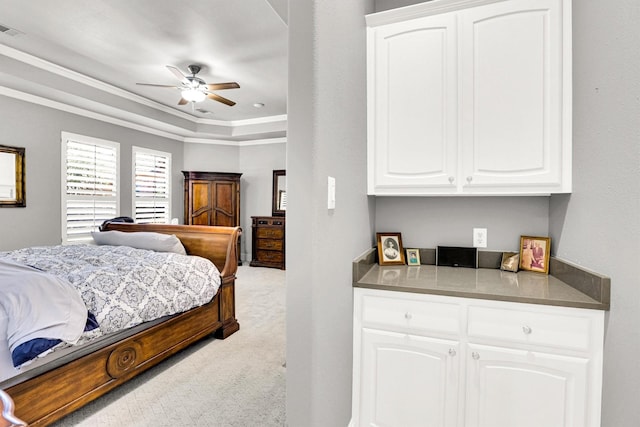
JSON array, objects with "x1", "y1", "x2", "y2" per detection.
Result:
[{"x1": 328, "y1": 176, "x2": 336, "y2": 209}]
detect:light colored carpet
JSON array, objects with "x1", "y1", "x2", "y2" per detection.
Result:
[{"x1": 52, "y1": 265, "x2": 286, "y2": 427}]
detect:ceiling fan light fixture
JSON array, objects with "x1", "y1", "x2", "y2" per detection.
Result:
[{"x1": 181, "y1": 88, "x2": 206, "y2": 103}]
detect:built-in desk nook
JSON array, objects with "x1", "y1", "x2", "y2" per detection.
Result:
[{"x1": 350, "y1": 247, "x2": 610, "y2": 427}]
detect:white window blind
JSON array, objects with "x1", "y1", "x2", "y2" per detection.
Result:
[
  {"x1": 62, "y1": 133, "x2": 119, "y2": 243},
  {"x1": 133, "y1": 147, "x2": 171, "y2": 224}
]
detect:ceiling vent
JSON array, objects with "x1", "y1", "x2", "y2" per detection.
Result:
[
  {"x1": 195, "y1": 108, "x2": 212, "y2": 115},
  {"x1": 0, "y1": 23, "x2": 23, "y2": 37}
]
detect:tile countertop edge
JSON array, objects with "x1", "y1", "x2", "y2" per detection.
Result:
[{"x1": 352, "y1": 248, "x2": 611, "y2": 311}]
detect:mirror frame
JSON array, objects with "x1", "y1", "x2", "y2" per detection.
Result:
[
  {"x1": 0, "y1": 144, "x2": 25, "y2": 208},
  {"x1": 272, "y1": 169, "x2": 286, "y2": 217}
]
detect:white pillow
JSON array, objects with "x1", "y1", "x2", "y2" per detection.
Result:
[{"x1": 91, "y1": 230, "x2": 187, "y2": 255}]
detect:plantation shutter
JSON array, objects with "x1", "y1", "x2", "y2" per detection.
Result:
[
  {"x1": 133, "y1": 147, "x2": 171, "y2": 224},
  {"x1": 63, "y1": 134, "x2": 119, "y2": 243}
]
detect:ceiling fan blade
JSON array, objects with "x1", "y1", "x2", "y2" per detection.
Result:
[
  {"x1": 207, "y1": 93, "x2": 236, "y2": 106},
  {"x1": 136, "y1": 83, "x2": 179, "y2": 88},
  {"x1": 166, "y1": 65, "x2": 189, "y2": 84},
  {"x1": 178, "y1": 98, "x2": 189, "y2": 105},
  {"x1": 206, "y1": 82, "x2": 240, "y2": 91}
]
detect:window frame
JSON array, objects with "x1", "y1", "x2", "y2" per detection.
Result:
[
  {"x1": 132, "y1": 146, "x2": 172, "y2": 224},
  {"x1": 61, "y1": 132, "x2": 120, "y2": 244}
]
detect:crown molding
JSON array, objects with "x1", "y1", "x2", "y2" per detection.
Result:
[
  {"x1": 0, "y1": 44, "x2": 288, "y2": 136},
  {"x1": 367, "y1": 0, "x2": 505, "y2": 26},
  {"x1": 0, "y1": 44, "x2": 195, "y2": 121},
  {"x1": 184, "y1": 137, "x2": 287, "y2": 146},
  {"x1": 238, "y1": 137, "x2": 287, "y2": 146},
  {"x1": 0, "y1": 85, "x2": 185, "y2": 141},
  {"x1": 197, "y1": 114, "x2": 288, "y2": 127},
  {"x1": 1, "y1": 86, "x2": 288, "y2": 147}
]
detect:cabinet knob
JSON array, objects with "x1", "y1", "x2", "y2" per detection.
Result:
[
  {"x1": 466, "y1": 176, "x2": 473, "y2": 183},
  {"x1": 472, "y1": 352, "x2": 480, "y2": 360},
  {"x1": 448, "y1": 176, "x2": 455, "y2": 183},
  {"x1": 404, "y1": 312, "x2": 412, "y2": 320},
  {"x1": 522, "y1": 325, "x2": 532, "y2": 335},
  {"x1": 448, "y1": 348, "x2": 457, "y2": 357}
]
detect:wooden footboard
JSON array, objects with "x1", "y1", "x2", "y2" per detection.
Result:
[{"x1": 3, "y1": 224, "x2": 241, "y2": 426}]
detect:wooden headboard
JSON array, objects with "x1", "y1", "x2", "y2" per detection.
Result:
[{"x1": 101, "y1": 223, "x2": 241, "y2": 280}]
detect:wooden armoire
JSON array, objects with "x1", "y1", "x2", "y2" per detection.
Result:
[{"x1": 182, "y1": 171, "x2": 242, "y2": 263}]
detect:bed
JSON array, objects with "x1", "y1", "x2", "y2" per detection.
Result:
[{"x1": 0, "y1": 223, "x2": 241, "y2": 427}]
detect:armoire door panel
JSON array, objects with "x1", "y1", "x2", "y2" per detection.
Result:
[
  {"x1": 191, "y1": 211, "x2": 211, "y2": 226},
  {"x1": 191, "y1": 181, "x2": 212, "y2": 212},
  {"x1": 183, "y1": 171, "x2": 242, "y2": 264},
  {"x1": 212, "y1": 182, "x2": 235, "y2": 216}
]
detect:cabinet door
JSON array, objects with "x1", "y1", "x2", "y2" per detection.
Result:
[
  {"x1": 368, "y1": 13, "x2": 458, "y2": 195},
  {"x1": 357, "y1": 328, "x2": 460, "y2": 427},
  {"x1": 465, "y1": 343, "x2": 589, "y2": 427},
  {"x1": 211, "y1": 181, "x2": 238, "y2": 226},
  {"x1": 189, "y1": 180, "x2": 212, "y2": 225},
  {"x1": 459, "y1": 0, "x2": 570, "y2": 193}
]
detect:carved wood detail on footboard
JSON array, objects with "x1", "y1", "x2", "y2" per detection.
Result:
[{"x1": 3, "y1": 224, "x2": 241, "y2": 426}]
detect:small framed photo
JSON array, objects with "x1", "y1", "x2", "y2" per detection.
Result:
[
  {"x1": 500, "y1": 252, "x2": 519, "y2": 273},
  {"x1": 519, "y1": 236, "x2": 551, "y2": 274},
  {"x1": 406, "y1": 248, "x2": 421, "y2": 266},
  {"x1": 376, "y1": 232, "x2": 405, "y2": 265}
]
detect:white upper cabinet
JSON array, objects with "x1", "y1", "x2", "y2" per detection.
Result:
[
  {"x1": 367, "y1": 0, "x2": 572, "y2": 195},
  {"x1": 368, "y1": 13, "x2": 459, "y2": 193}
]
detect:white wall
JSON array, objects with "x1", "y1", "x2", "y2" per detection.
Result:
[
  {"x1": 287, "y1": 1, "x2": 375, "y2": 425},
  {"x1": 0, "y1": 95, "x2": 184, "y2": 251},
  {"x1": 549, "y1": 1, "x2": 640, "y2": 425}
]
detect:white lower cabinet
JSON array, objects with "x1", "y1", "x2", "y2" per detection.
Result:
[
  {"x1": 464, "y1": 343, "x2": 589, "y2": 427},
  {"x1": 351, "y1": 288, "x2": 604, "y2": 427},
  {"x1": 360, "y1": 329, "x2": 460, "y2": 427}
]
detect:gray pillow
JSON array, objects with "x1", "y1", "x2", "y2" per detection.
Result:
[{"x1": 91, "y1": 230, "x2": 187, "y2": 255}]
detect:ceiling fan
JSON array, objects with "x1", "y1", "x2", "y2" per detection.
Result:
[{"x1": 137, "y1": 65, "x2": 240, "y2": 106}]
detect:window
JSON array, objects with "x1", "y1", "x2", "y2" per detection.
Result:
[
  {"x1": 62, "y1": 132, "x2": 119, "y2": 243},
  {"x1": 133, "y1": 146, "x2": 171, "y2": 224}
]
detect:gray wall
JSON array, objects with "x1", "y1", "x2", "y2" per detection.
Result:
[
  {"x1": 239, "y1": 143, "x2": 286, "y2": 260},
  {"x1": 287, "y1": 1, "x2": 375, "y2": 425},
  {"x1": 183, "y1": 142, "x2": 240, "y2": 173},
  {"x1": 289, "y1": 1, "x2": 639, "y2": 426},
  {"x1": 550, "y1": 1, "x2": 640, "y2": 425},
  {"x1": 0, "y1": 95, "x2": 184, "y2": 251},
  {"x1": 376, "y1": 197, "x2": 549, "y2": 251},
  {"x1": 183, "y1": 141, "x2": 286, "y2": 261}
]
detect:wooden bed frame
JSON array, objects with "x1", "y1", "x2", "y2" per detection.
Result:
[{"x1": 1, "y1": 223, "x2": 241, "y2": 427}]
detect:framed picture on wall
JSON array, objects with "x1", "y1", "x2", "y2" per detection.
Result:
[
  {"x1": 519, "y1": 236, "x2": 551, "y2": 274},
  {"x1": 376, "y1": 232, "x2": 406, "y2": 265}
]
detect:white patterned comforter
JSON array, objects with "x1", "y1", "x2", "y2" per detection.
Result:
[{"x1": 0, "y1": 244, "x2": 221, "y2": 342}]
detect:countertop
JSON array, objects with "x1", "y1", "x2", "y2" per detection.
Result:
[{"x1": 353, "y1": 251, "x2": 610, "y2": 310}]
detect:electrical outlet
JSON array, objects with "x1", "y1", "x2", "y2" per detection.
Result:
[{"x1": 473, "y1": 228, "x2": 487, "y2": 248}]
